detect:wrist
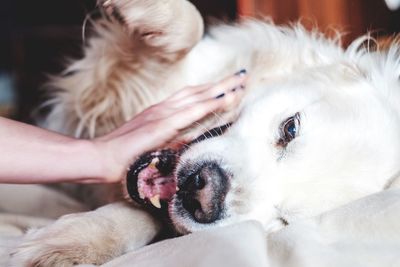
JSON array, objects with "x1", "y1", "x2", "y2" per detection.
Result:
[
  {"x1": 88, "y1": 139, "x2": 126, "y2": 183},
  {"x1": 68, "y1": 139, "x2": 118, "y2": 183}
]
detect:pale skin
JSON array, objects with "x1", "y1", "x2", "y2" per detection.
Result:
[{"x1": 0, "y1": 73, "x2": 246, "y2": 184}]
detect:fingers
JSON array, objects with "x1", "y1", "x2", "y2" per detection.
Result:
[
  {"x1": 169, "y1": 69, "x2": 247, "y2": 106},
  {"x1": 168, "y1": 84, "x2": 213, "y2": 101},
  {"x1": 168, "y1": 86, "x2": 244, "y2": 132},
  {"x1": 102, "y1": 70, "x2": 248, "y2": 151},
  {"x1": 137, "y1": 69, "x2": 247, "y2": 138},
  {"x1": 208, "y1": 69, "x2": 247, "y2": 100}
]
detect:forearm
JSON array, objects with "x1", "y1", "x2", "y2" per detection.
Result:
[
  {"x1": 0, "y1": 117, "x2": 106, "y2": 184},
  {"x1": 0, "y1": 72, "x2": 246, "y2": 184}
]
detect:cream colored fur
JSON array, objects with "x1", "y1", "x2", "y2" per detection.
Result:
[
  {"x1": 9, "y1": 0, "x2": 400, "y2": 266},
  {"x1": 42, "y1": 0, "x2": 203, "y2": 138}
]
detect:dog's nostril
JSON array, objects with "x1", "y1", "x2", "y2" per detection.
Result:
[
  {"x1": 178, "y1": 162, "x2": 230, "y2": 224},
  {"x1": 194, "y1": 173, "x2": 206, "y2": 190},
  {"x1": 183, "y1": 172, "x2": 207, "y2": 192},
  {"x1": 181, "y1": 197, "x2": 216, "y2": 224},
  {"x1": 182, "y1": 198, "x2": 202, "y2": 219}
]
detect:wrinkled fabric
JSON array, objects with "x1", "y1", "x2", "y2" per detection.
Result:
[{"x1": 1, "y1": 185, "x2": 400, "y2": 267}]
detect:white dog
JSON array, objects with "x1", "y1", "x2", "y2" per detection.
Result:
[{"x1": 9, "y1": 0, "x2": 400, "y2": 266}]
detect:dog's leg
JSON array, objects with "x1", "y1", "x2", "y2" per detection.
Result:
[
  {"x1": 8, "y1": 202, "x2": 161, "y2": 267},
  {"x1": 100, "y1": 0, "x2": 204, "y2": 60},
  {"x1": 42, "y1": 0, "x2": 204, "y2": 138}
]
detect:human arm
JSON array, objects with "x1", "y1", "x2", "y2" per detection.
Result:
[{"x1": 0, "y1": 72, "x2": 246, "y2": 184}]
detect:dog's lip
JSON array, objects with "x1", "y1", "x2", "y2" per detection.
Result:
[
  {"x1": 126, "y1": 149, "x2": 179, "y2": 210},
  {"x1": 137, "y1": 164, "x2": 177, "y2": 207},
  {"x1": 126, "y1": 124, "x2": 233, "y2": 215}
]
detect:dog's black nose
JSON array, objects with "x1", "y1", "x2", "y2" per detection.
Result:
[{"x1": 177, "y1": 162, "x2": 229, "y2": 224}]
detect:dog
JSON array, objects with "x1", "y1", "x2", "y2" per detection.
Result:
[{"x1": 9, "y1": 0, "x2": 400, "y2": 266}]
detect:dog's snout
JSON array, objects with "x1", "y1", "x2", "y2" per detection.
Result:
[{"x1": 177, "y1": 162, "x2": 229, "y2": 224}]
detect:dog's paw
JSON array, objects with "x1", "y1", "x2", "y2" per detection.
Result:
[
  {"x1": 100, "y1": 0, "x2": 174, "y2": 35},
  {"x1": 98, "y1": 0, "x2": 203, "y2": 52},
  {"x1": 8, "y1": 213, "x2": 120, "y2": 267}
]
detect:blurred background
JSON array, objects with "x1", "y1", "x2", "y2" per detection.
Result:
[{"x1": 0, "y1": 0, "x2": 399, "y2": 123}]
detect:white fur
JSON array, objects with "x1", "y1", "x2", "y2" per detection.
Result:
[
  {"x1": 170, "y1": 22, "x2": 400, "y2": 233},
  {"x1": 10, "y1": 0, "x2": 400, "y2": 265}
]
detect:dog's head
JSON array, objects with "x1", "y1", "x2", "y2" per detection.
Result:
[{"x1": 127, "y1": 41, "x2": 400, "y2": 234}]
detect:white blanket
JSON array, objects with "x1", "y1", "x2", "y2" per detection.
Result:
[{"x1": 1, "y1": 185, "x2": 399, "y2": 267}]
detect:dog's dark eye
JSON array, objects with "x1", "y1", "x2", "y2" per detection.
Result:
[{"x1": 278, "y1": 113, "x2": 300, "y2": 146}]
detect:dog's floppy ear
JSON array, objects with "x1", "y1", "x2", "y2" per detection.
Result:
[
  {"x1": 347, "y1": 35, "x2": 400, "y2": 114},
  {"x1": 346, "y1": 35, "x2": 400, "y2": 80}
]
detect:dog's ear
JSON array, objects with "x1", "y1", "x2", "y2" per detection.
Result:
[
  {"x1": 346, "y1": 35, "x2": 400, "y2": 80},
  {"x1": 347, "y1": 36, "x2": 400, "y2": 114}
]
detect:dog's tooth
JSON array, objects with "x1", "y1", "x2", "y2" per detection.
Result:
[
  {"x1": 149, "y1": 195, "x2": 161, "y2": 209},
  {"x1": 176, "y1": 186, "x2": 180, "y2": 192},
  {"x1": 149, "y1": 157, "x2": 159, "y2": 169},
  {"x1": 103, "y1": 0, "x2": 112, "y2": 7},
  {"x1": 139, "y1": 191, "x2": 145, "y2": 199}
]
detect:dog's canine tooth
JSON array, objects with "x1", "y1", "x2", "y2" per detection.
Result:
[
  {"x1": 149, "y1": 195, "x2": 161, "y2": 209},
  {"x1": 149, "y1": 157, "x2": 159, "y2": 169},
  {"x1": 103, "y1": 0, "x2": 112, "y2": 7}
]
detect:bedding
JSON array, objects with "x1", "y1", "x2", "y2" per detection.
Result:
[{"x1": 1, "y1": 185, "x2": 399, "y2": 266}]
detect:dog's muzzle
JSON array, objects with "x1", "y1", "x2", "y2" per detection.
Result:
[
  {"x1": 126, "y1": 123, "x2": 232, "y2": 223},
  {"x1": 126, "y1": 149, "x2": 178, "y2": 211},
  {"x1": 175, "y1": 161, "x2": 230, "y2": 224}
]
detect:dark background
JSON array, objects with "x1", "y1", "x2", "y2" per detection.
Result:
[
  {"x1": 0, "y1": 0, "x2": 237, "y2": 123},
  {"x1": 0, "y1": 0, "x2": 398, "y2": 123}
]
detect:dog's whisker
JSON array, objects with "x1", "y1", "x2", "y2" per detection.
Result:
[
  {"x1": 81, "y1": 8, "x2": 100, "y2": 44},
  {"x1": 211, "y1": 111, "x2": 228, "y2": 135},
  {"x1": 192, "y1": 121, "x2": 214, "y2": 143},
  {"x1": 194, "y1": 121, "x2": 212, "y2": 136}
]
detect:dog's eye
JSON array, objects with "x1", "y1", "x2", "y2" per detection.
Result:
[{"x1": 278, "y1": 113, "x2": 300, "y2": 146}]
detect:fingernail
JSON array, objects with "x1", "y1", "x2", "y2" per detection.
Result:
[
  {"x1": 231, "y1": 84, "x2": 245, "y2": 92},
  {"x1": 234, "y1": 69, "x2": 247, "y2": 76},
  {"x1": 215, "y1": 93, "x2": 225, "y2": 99}
]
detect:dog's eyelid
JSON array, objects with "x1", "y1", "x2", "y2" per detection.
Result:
[
  {"x1": 277, "y1": 112, "x2": 301, "y2": 147},
  {"x1": 294, "y1": 112, "x2": 301, "y2": 130}
]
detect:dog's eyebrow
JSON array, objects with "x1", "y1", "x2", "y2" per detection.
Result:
[{"x1": 189, "y1": 123, "x2": 232, "y2": 145}]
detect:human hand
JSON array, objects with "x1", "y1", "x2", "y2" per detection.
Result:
[{"x1": 94, "y1": 70, "x2": 247, "y2": 183}]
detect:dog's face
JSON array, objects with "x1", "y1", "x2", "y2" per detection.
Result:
[
  {"x1": 168, "y1": 63, "x2": 400, "y2": 233},
  {"x1": 128, "y1": 56, "x2": 400, "y2": 234}
]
